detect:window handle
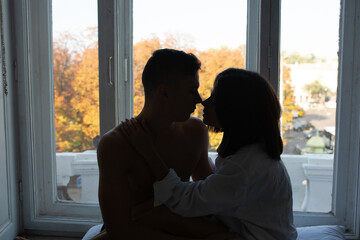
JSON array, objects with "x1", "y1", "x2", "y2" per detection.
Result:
[
  {"x1": 108, "y1": 56, "x2": 113, "y2": 86},
  {"x1": 124, "y1": 58, "x2": 128, "y2": 82}
]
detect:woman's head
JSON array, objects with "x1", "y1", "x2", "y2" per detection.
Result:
[{"x1": 202, "y1": 68, "x2": 283, "y2": 159}]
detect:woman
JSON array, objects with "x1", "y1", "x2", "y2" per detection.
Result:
[{"x1": 123, "y1": 68, "x2": 298, "y2": 240}]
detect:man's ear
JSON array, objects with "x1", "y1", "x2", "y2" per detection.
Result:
[{"x1": 155, "y1": 83, "x2": 169, "y2": 101}]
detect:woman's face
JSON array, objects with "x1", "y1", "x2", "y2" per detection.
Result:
[{"x1": 202, "y1": 91, "x2": 222, "y2": 128}]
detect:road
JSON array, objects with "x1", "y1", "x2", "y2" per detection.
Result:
[{"x1": 283, "y1": 106, "x2": 336, "y2": 154}]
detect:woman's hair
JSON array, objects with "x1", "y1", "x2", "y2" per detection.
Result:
[
  {"x1": 212, "y1": 68, "x2": 283, "y2": 160},
  {"x1": 142, "y1": 48, "x2": 201, "y2": 98}
]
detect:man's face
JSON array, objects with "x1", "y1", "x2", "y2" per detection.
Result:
[{"x1": 166, "y1": 72, "x2": 202, "y2": 122}]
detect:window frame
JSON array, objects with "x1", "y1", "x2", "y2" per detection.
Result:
[
  {"x1": 0, "y1": 0, "x2": 19, "y2": 238},
  {"x1": 15, "y1": 0, "x2": 102, "y2": 235},
  {"x1": 275, "y1": 1, "x2": 360, "y2": 238},
  {"x1": 13, "y1": 0, "x2": 360, "y2": 237}
]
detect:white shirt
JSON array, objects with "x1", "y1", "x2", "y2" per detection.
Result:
[{"x1": 153, "y1": 144, "x2": 298, "y2": 240}]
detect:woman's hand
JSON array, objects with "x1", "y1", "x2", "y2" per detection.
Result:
[
  {"x1": 120, "y1": 118, "x2": 155, "y2": 158},
  {"x1": 120, "y1": 118, "x2": 170, "y2": 180}
]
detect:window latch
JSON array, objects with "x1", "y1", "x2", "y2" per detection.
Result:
[{"x1": 108, "y1": 56, "x2": 113, "y2": 86}]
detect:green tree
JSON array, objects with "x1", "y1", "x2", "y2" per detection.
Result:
[
  {"x1": 303, "y1": 80, "x2": 330, "y2": 103},
  {"x1": 283, "y1": 51, "x2": 318, "y2": 64}
]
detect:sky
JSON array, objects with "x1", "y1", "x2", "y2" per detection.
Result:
[{"x1": 52, "y1": 0, "x2": 340, "y2": 59}]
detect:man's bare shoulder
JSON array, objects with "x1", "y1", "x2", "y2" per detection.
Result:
[
  {"x1": 97, "y1": 124, "x2": 133, "y2": 171},
  {"x1": 177, "y1": 117, "x2": 208, "y2": 137}
]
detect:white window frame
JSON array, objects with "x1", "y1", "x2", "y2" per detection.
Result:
[
  {"x1": 0, "y1": 0, "x2": 19, "y2": 238},
  {"x1": 98, "y1": 0, "x2": 133, "y2": 136},
  {"x1": 13, "y1": 0, "x2": 360, "y2": 237},
  {"x1": 15, "y1": 0, "x2": 103, "y2": 235}
]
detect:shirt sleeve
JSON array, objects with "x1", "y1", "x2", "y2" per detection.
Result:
[{"x1": 153, "y1": 159, "x2": 248, "y2": 217}]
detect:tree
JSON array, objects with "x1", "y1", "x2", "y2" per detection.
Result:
[
  {"x1": 283, "y1": 51, "x2": 319, "y2": 64},
  {"x1": 282, "y1": 65, "x2": 303, "y2": 145},
  {"x1": 303, "y1": 80, "x2": 330, "y2": 103},
  {"x1": 70, "y1": 42, "x2": 100, "y2": 151},
  {"x1": 53, "y1": 31, "x2": 99, "y2": 152},
  {"x1": 53, "y1": 33, "x2": 81, "y2": 152},
  {"x1": 196, "y1": 46, "x2": 246, "y2": 150}
]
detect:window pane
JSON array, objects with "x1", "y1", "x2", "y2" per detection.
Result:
[
  {"x1": 280, "y1": 0, "x2": 340, "y2": 212},
  {"x1": 52, "y1": 0, "x2": 99, "y2": 203},
  {"x1": 133, "y1": 0, "x2": 247, "y2": 151}
]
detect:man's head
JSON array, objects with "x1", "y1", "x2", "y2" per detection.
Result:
[
  {"x1": 142, "y1": 49, "x2": 201, "y2": 99},
  {"x1": 142, "y1": 49, "x2": 202, "y2": 121}
]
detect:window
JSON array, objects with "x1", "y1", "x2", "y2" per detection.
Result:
[
  {"x1": 14, "y1": 0, "x2": 360, "y2": 237},
  {"x1": 52, "y1": 0, "x2": 100, "y2": 204},
  {"x1": 291, "y1": 2, "x2": 360, "y2": 238},
  {"x1": 280, "y1": 0, "x2": 340, "y2": 214},
  {"x1": 16, "y1": 0, "x2": 101, "y2": 233}
]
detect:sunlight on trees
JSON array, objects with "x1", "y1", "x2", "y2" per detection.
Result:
[{"x1": 53, "y1": 31, "x2": 99, "y2": 152}]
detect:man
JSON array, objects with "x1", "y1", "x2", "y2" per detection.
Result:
[{"x1": 95, "y1": 49, "x2": 235, "y2": 239}]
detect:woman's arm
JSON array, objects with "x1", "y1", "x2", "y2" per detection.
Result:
[
  {"x1": 121, "y1": 119, "x2": 247, "y2": 218},
  {"x1": 153, "y1": 161, "x2": 248, "y2": 218}
]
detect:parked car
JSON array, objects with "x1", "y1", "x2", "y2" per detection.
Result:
[
  {"x1": 293, "y1": 121, "x2": 314, "y2": 132},
  {"x1": 305, "y1": 129, "x2": 320, "y2": 139}
]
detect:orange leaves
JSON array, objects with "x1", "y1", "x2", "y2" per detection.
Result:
[
  {"x1": 196, "y1": 46, "x2": 245, "y2": 151},
  {"x1": 53, "y1": 33, "x2": 99, "y2": 152},
  {"x1": 282, "y1": 65, "x2": 302, "y2": 134}
]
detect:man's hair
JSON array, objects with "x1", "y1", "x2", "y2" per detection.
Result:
[
  {"x1": 212, "y1": 68, "x2": 283, "y2": 160},
  {"x1": 142, "y1": 49, "x2": 201, "y2": 98}
]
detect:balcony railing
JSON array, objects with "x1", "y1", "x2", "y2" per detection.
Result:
[{"x1": 56, "y1": 151, "x2": 334, "y2": 213}]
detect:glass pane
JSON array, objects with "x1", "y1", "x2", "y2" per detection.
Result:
[
  {"x1": 52, "y1": 0, "x2": 99, "y2": 203},
  {"x1": 280, "y1": 0, "x2": 340, "y2": 212},
  {"x1": 133, "y1": 0, "x2": 247, "y2": 151}
]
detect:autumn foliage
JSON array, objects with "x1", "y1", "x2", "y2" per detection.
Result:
[
  {"x1": 53, "y1": 31, "x2": 99, "y2": 152},
  {"x1": 53, "y1": 32, "x2": 294, "y2": 152}
]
